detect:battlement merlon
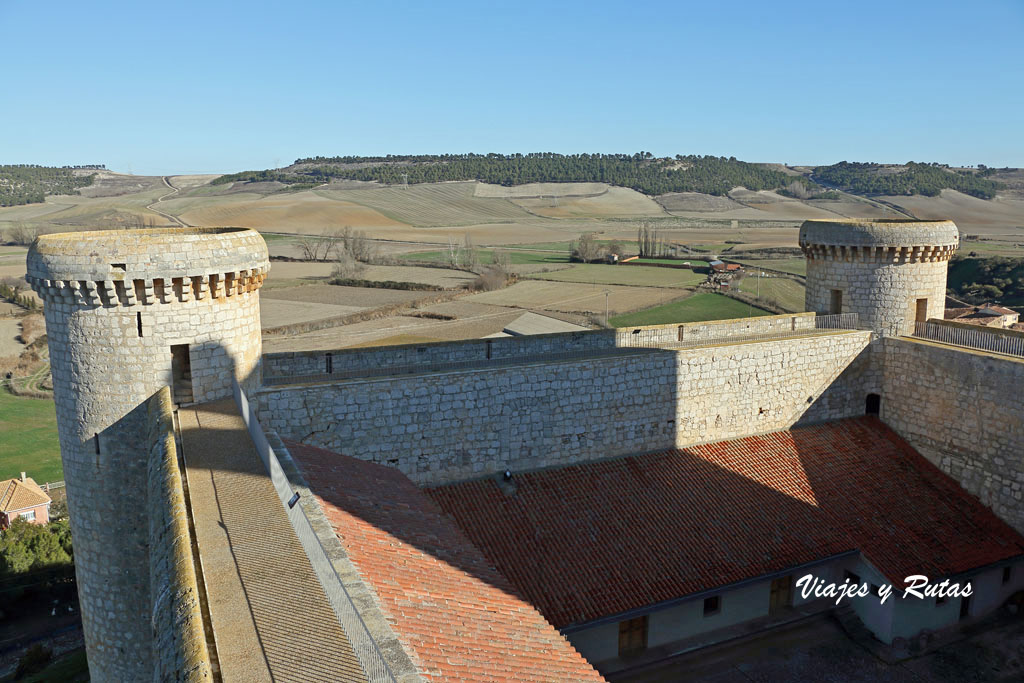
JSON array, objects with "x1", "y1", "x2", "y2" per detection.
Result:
[
  {"x1": 25, "y1": 227, "x2": 270, "y2": 306},
  {"x1": 799, "y1": 219, "x2": 959, "y2": 262}
]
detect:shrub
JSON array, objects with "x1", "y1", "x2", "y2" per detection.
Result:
[{"x1": 15, "y1": 644, "x2": 52, "y2": 678}]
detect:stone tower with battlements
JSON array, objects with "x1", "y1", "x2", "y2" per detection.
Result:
[
  {"x1": 799, "y1": 219, "x2": 959, "y2": 336},
  {"x1": 26, "y1": 227, "x2": 268, "y2": 680}
]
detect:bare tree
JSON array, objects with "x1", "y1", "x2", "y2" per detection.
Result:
[
  {"x1": 296, "y1": 229, "x2": 338, "y2": 262},
  {"x1": 492, "y1": 249, "x2": 511, "y2": 272},
  {"x1": 572, "y1": 232, "x2": 601, "y2": 262},
  {"x1": 464, "y1": 234, "x2": 480, "y2": 270},
  {"x1": 6, "y1": 223, "x2": 36, "y2": 246},
  {"x1": 785, "y1": 180, "x2": 813, "y2": 200},
  {"x1": 331, "y1": 249, "x2": 366, "y2": 280},
  {"x1": 340, "y1": 227, "x2": 377, "y2": 262}
]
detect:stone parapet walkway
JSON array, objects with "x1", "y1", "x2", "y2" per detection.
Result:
[{"x1": 180, "y1": 399, "x2": 366, "y2": 682}]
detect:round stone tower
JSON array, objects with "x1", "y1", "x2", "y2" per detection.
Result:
[
  {"x1": 26, "y1": 227, "x2": 269, "y2": 680},
  {"x1": 799, "y1": 219, "x2": 959, "y2": 336}
]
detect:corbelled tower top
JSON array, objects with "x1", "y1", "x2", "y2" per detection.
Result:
[{"x1": 799, "y1": 219, "x2": 959, "y2": 337}]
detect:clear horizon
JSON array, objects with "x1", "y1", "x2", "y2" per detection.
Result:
[{"x1": 2, "y1": 0, "x2": 1021, "y2": 175}]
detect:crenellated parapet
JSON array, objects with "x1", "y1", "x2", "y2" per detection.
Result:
[
  {"x1": 26, "y1": 267, "x2": 268, "y2": 306},
  {"x1": 799, "y1": 219, "x2": 958, "y2": 261},
  {"x1": 800, "y1": 243, "x2": 957, "y2": 264},
  {"x1": 26, "y1": 227, "x2": 269, "y2": 306}
]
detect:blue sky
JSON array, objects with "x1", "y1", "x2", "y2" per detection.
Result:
[{"x1": 1, "y1": 0, "x2": 1021, "y2": 175}]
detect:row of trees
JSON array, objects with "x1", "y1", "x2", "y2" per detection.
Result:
[
  {"x1": 216, "y1": 153, "x2": 807, "y2": 197},
  {"x1": 0, "y1": 166, "x2": 96, "y2": 206},
  {"x1": 812, "y1": 161, "x2": 1003, "y2": 199}
]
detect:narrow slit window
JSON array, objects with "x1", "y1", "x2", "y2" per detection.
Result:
[
  {"x1": 94, "y1": 433, "x2": 100, "y2": 455},
  {"x1": 137, "y1": 312, "x2": 143, "y2": 337}
]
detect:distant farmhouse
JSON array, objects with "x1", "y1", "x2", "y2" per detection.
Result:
[
  {"x1": 0, "y1": 474, "x2": 51, "y2": 528},
  {"x1": 25, "y1": 219, "x2": 1024, "y2": 681}
]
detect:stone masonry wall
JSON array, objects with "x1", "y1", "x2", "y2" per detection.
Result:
[
  {"x1": 262, "y1": 313, "x2": 818, "y2": 381},
  {"x1": 806, "y1": 258, "x2": 948, "y2": 337},
  {"x1": 145, "y1": 387, "x2": 212, "y2": 683},
  {"x1": 882, "y1": 337, "x2": 1024, "y2": 533},
  {"x1": 257, "y1": 330, "x2": 870, "y2": 486},
  {"x1": 27, "y1": 228, "x2": 267, "y2": 680}
]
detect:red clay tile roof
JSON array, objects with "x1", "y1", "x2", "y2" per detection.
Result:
[
  {"x1": 427, "y1": 418, "x2": 1024, "y2": 629},
  {"x1": 286, "y1": 440, "x2": 605, "y2": 683}
]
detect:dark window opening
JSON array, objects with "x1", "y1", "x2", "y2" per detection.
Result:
[
  {"x1": 325, "y1": 353, "x2": 333, "y2": 374},
  {"x1": 1003, "y1": 566, "x2": 1012, "y2": 584},
  {"x1": 769, "y1": 576, "x2": 792, "y2": 614},
  {"x1": 866, "y1": 393, "x2": 881, "y2": 416},
  {"x1": 703, "y1": 595, "x2": 721, "y2": 616},
  {"x1": 959, "y1": 596, "x2": 971, "y2": 620},
  {"x1": 916, "y1": 298, "x2": 928, "y2": 323},
  {"x1": 486, "y1": 340, "x2": 493, "y2": 359},
  {"x1": 677, "y1": 326, "x2": 685, "y2": 342},
  {"x1": 136, "y1": 312, "x2": 143, "y2": 337},
  {"x1": 844, "y1": 570, "x2": 860, "y2": 585},
  {"x1": 617, "y1": 616, "x2": 647, "y2": 657},
  {"x1": 111, "y1": 263, "x2": 126, "y2": 272},
  {"x1": 94, "y1": 433, "x2": 100, "y2": 455},
  {"x1": 171, "y1": 344, "x2": 193, "y2": 404},
  {"x1": 936, "y1": 595, "x2": 947, "y2": 605},
  {"x1": 829, "y1": 289, "x2": 843, "y2": 315}
]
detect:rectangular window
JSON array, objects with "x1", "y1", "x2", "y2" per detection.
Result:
[
  {"x1": 829, "y1": 289, "x2": 843, "y2": 315},
  {"x1": 1003, "y1": 566, "x2": 1012, "y2": 584},
  {"x1": 916, "y1": 298, "x2": 928, "y2": 322},
  {"x1": 936, "y1": 595, "x2": 947, "y2": 605},
  {"x1": 137, "y1": 311, "x2": 143, "y2": 337},
  {"x1": 617, "y1": 616, "x2": 647, "y2": 657},
  {"x1": 20, "y1": 510, "x2": 36, "y2": 522},
  {"x1": 703, "y1": 595, "x2": 721, "y2": 617},
  {"x1": 844, "y1": 570, "x2": 860, "y2": 585},
  {"x1": 959, "y1": 596, "x2": 971, "y2": 620}
]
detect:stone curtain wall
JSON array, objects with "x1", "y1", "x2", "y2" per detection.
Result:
[
  {"x1": 882, "y1": 338, "x2": 1024, "y2": 533},
  {"x1": 674, "y1": 331, "x2": 873, "y2": 443},
  {"x1": 146, "y1": 387, "x2": 212, "y2": 683},
  {"x1": 257, "y1": 330, "x2": 870, "y2": 486},
  {"x1": 262, "y1": 314, "x2": 819, "y2": 381}
]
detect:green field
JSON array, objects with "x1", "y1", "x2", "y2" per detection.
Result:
[
  {"x1": 735, "y1": 275, "x2": 806, "y2": 312},
  {"x1": 610, "y1": 293, "x2": 771, "y2": 327},
  {"x1": 399, "y1": 249, "x2": 569, "y2": 265},
  {"x1": 529, "y1": 264, "x2": 705, "y2": 288},
  {"x1": 0, "y1": 391, "x2": 61, "y2": 483},
  {"x1": 733, "y1": 258, "x2": 807, "y2": 276}
]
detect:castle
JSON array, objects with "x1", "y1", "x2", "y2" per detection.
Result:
[{"x1": 25, "y1": 219, "x2": 1024, "y2": 681}]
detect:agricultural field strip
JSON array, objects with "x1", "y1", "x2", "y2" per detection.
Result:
[{"x1": 527, "y1": 264, "x2": 705, "y2": 288}]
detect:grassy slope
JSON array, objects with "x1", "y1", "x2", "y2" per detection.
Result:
[
  {"x1": 735, "y1": 276, "x2": 806, "y2": 312},
  {"x1": 529, "y1": 264, "x2": 705, "y2": 288},
  {"x1": 610, "y1": 293, "x2": 771, "y2": 327},
  {"x1": 0, "y1": 392, "x2": 61, "y2": 483},
  {"x1": 732, "y1": 258, "x2": 807, "y2": 276}
]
